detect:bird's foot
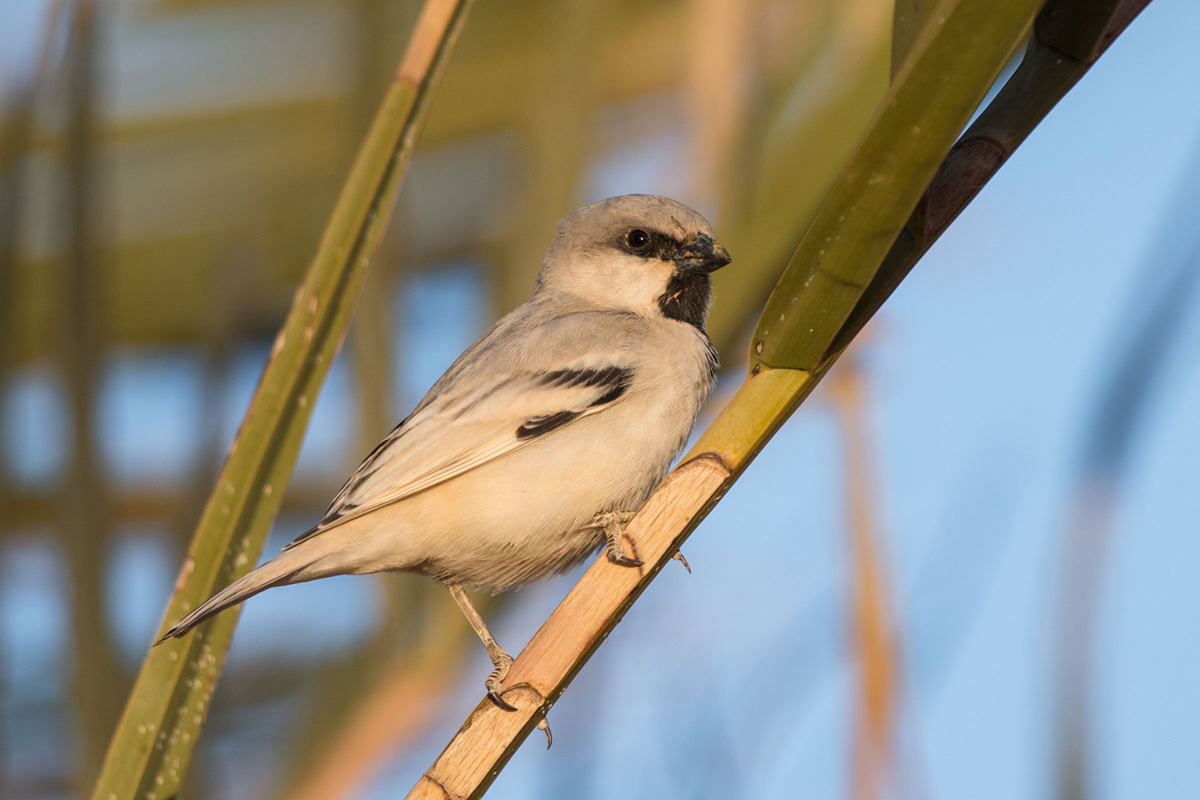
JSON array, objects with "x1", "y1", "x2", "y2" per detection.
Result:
[
  {"x1": 587, "y1": 512, "x2": 690, "y2": 571},
  {"x1": 484, "y1": 650, "x2": 552, "y2": 746},
  {"x1": 606, "y1": 542, "x2": 643, "y2": 568},
  {"x1": 589, "y1": 511, "x2": 642, "y2": 567},
  {"x1": 485, "y1": 650, "x2": 516, "y2": 711}
]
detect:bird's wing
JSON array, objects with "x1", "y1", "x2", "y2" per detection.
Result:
[{"x1": 285, "y1": 310, "x2": 641, "y2": 548}]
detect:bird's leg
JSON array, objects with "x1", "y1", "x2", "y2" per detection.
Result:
[{"x1": 448, "y1": 584, "x2": 516, "y2": 711}]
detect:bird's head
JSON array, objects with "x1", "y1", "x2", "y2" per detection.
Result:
[{"x1": 537, "y1": 194, "x2": 732, "y2": 330}]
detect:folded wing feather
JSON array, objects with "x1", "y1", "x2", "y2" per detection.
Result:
[{"x1": 284, "y1": 360, "x2": 634, "y2": 549}]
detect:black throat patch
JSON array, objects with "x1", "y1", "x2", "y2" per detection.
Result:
[{"x1": 658, "y1": 271, "x2": 711, "y2": 330}]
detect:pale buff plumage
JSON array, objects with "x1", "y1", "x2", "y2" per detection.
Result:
[{"x1": 159, "y1": 194, "x2": 731, "y2": 706}]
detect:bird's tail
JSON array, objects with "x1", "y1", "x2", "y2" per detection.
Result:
[{"x1": 154, "y1": 543, "x2": 319, "y2": 645}]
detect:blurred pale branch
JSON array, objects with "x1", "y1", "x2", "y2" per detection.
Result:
[
  {"x1": 59, "y1": 0, "x2": 127, "y2": 785},
  {"x1": 286, "y1": 662, "x2": 449, "y2": 800},
  {"x1": 403, "y1": 1, "x2": 1051, "y2": 796},
  {"x1": 831, "y1": 356, "x2": 901, "y2": 800},
  {"x1": 278, "y1": 599, "x2": 470, "y2": 800},
  {"x1": 684, "y1": 0, "x2": 751, "y2": 205},
  {"x1": 89, "y1": 2, "x2": 475, "y2": 798},
  {"x1": 492, "y1": 0, "x2": 602, "y2": 316}
]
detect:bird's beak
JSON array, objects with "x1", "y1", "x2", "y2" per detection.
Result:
[{"x1": 672, "y1": 233, "x2": 732, "y2": 274}]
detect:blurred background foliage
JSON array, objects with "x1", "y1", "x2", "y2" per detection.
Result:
[{"x1": 1, "y1": 1, "x2": 1199, "y2": 799}]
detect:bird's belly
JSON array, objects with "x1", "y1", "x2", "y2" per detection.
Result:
[{"x1": 366, "y1": 404, "x2": 688, "y2": 591}]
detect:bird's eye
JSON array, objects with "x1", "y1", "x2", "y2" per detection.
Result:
[{"x1": 627, "y1": 229, "x2": 651, "y2": 251}]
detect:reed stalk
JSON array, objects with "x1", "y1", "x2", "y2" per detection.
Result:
[{"x1": 88, "y1": 3, "x2": 474, "y2": 798}]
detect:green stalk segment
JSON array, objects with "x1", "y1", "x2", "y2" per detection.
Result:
[
  {"x1": 752, "y1": 0, "x2": 1044, "y2": 372},
  {"x1": 890, "y1": 0, "x2": 947, "y2": 78},
  {"x1": 832, "y1": 0, "x2": 1153, "y2": 356},
  {"x1": 89, "y1": 3, "x2": 474, "y2": 799}
]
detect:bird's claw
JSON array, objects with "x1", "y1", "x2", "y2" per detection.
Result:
[
  {"x1": 485, "y1": 653, "x2": 517, "y2": 711},
  {"x1": 487, "y1": 688, "x2": 517, "y2": 712},
  {"x1": 672, "y1": 550, "x2": 691, "y2": 573},
  {"x1": 592, "y1": 511, "x2": 643, "y2": 568},
  {"x1": 606, "y1": 547, "x2": 643, "y2": 568},
  {"x1": 486, "y1": 660, "x2": 553, "y2": 746}
]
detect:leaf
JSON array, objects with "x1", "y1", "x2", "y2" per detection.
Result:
[
  {"x1": 751, "y1": 0, "x2": 1043, "y2": 372},
  {"x1": 88, "y1": 3, "x2": 475, "y2": 799},
  {"x1": 831, "y1": 0, "x2": 1154, "y2": 357},
  {"x1": 891, "y1": 0, "x2": 945, "y2": 77}
]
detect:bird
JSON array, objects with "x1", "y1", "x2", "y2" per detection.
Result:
[{"x1": 157, "y1": 194, "x2": 731, "y2": 711}]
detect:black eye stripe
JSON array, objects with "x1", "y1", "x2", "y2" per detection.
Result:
[{"x1": 617, "y1": 229, "x2": 679, "y2": 260}]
